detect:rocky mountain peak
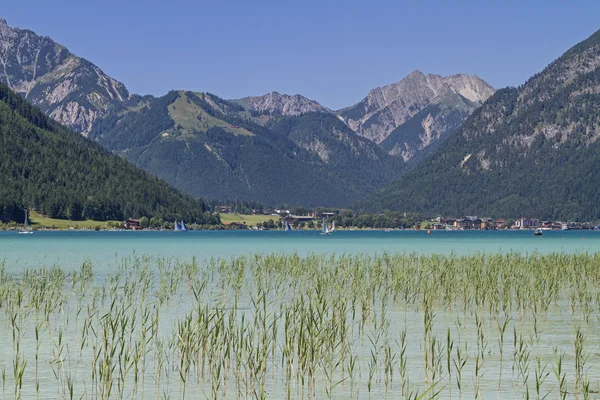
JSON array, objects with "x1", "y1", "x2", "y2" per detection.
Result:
[
  {"x1": 339, "y1": 71, "x2": 495, "y2": 145},
  {"x1": 443, "y1": 74, "x2": 495, "y2": 103},
  {"x1": 0, "y1": 18, "x2": 12, "y2": 38},
  {"x1": 406, "y1": 69, "x2": 426, "y2": 79},
  {"x1": 233, "y1": 91, "x2": 330, "y2": 117},
  {"x1": 0, "y1": 19, "x2": 130, "y2": 135}
]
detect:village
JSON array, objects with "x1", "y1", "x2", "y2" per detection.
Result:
[
  {"x1": 214, "y1": 206, "x2": 599, "y2": 231},
  {"x1": 426, "y1": 216, "x2": 591, "y2": 231}
]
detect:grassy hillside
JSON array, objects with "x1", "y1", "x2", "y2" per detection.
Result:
[
  {"x1": 28, "y1": 211, "x2": 116, "y2": 229},
  {"x1": 220, "y1": 214, "x2": 277, "y2": 226},
  {"x1": 90, "y1": 91, "x2": 385, "y2": 207}
]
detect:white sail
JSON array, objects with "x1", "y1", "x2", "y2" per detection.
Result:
[
  {"x1": 174, "y1": 221, "x2": 180, "y2": 231},
  {"x1": 322, "y1": 217, "x2": 329, "y2": 235},
  {"x1": 18, "y1": 210, "x2": 33, "y2": 234},
  {"x1": 330, "y1": 221, "x2": 335, "y2": 232}
]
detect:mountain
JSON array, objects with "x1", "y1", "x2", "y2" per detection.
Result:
[
  {"x1": 338, "y1": 71, "x2": 495, "y2": 161},
  {"x1": 0, "y1": 81, "x2": 216, "y2": 224},
  {"x1": 0, "y1": 18, "x2": 491, "y2": 207},
  {"x1": 268, "y1": 112, "x2": 402, "y2": 194},
  {"x1": 0, "y1": 18, "x2": 130, "y2": 135},
  {"x1": 360, "y1": 29, "x2": 600, "y2": 220},
  {"x1": 232, "y1": 92, "x2": 330, "y2": 122},
  {"x1": 90, "y1": 91, "x2": 401, "y2": 206}
]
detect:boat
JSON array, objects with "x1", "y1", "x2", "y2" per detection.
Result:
[
  {"x1": 561, "y1": 223, "x2": 569, "y2": 231},
  {"x1": 18, "y1": 210, "x2": 33, "y2": 234},
  {"x1": 180, "y1": 221, "x2": 188, "y2": 231},
  {"x1": 534, "y1": 228, "x2": 543, "y2": 236},
  {"x1": 330, "y1": 220, "x2": 335, "y2": 233},
  {"x1": 174, "y1": 221, "x2": 181, "y2": 231},
  {"x1": 284, "y1": 220, "x2": 292, "y2": 231},
  {"x1": 321, "y1": 217, "x2": 330, "y2": 235}
]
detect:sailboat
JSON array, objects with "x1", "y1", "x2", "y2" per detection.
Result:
[
  {"x1": 330, "y1": 221, "x2": 335, "y2": 233},
  {"x1": 180, "y1": 221, "x2": 188, "y2": 231},
  {"x1": 174, "y1": 221, "x2": 181, "y2": 231},
  {"x1": 18, "y1": 210, "x2": 33, "y2": 234},
  {"x1": 284, "y1": 220, "x2": 292, "y2": 231},
  {"x1": 321, "y1": 217, "x2": 330, "y2": 235}
]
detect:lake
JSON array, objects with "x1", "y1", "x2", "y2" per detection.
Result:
[
  {"x1": 1, "y1": 229, "x2": 598, "y2": 273},
  {"x1": 1, "y1": 230, "x2": 599, "y2": 399}
]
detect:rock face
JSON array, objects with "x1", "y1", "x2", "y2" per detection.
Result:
[
  {"x1": 232, "y1": 92, "x2": 330, "y2": 118},
  {"x1": 0, "y1": 19, "x2": 129, "y2": 135},
  {"x1": 360, "y1": 29, "x2": 600, "y2": 220},
  {"x1": 338, "y1": 70, "x2": 495, "y2": 157}
]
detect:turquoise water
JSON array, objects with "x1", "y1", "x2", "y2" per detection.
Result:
[
  {"x1": 1, "y1": 229, "x2": 598, "y2": 273},
  {"x1": 0, "y1": 230, "x2": 599, "y2": 398}
]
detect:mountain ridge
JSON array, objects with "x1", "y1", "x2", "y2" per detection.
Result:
[
  {"x1": 0, "y1": 18, "x2": 130, "y2": 135},
  {"x1": 338, "y1": 70, "x2": 495, "y2": 144},
  {"x1": 359, "y1": 28, "x2": 600, "y2": 220},
  {"x1": 0, "y1": 18, "x2": 495, "y2": 207}
]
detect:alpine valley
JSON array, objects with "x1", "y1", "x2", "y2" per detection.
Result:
[{"x1": 0, "y1": 19, "x2": 494, "y2": 207}]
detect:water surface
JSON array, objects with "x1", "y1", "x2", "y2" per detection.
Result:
[{"x1": 1, "y1": 229, "x2": 598, "y2": 272}]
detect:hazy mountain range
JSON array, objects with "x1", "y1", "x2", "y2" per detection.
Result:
[{"x1": 0, "y1": 18, "x2": 495, "y2": 207}]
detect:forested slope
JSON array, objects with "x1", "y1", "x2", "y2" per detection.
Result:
[
  {"x1": 360, "y1": 29, "x2": 600, "y2": 220},
  {"x1": 0, "y1": 83, "x2": 217, "y2": 224}
]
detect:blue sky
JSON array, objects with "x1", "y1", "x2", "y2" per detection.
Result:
[{"x1": 3, "y1": 0, "x2": 599, "y2": 109}]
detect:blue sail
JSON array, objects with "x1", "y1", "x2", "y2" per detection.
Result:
[
  {"x1": 174, "y1": 221, "x2": 180, "y2": 231},
  {"x1": 181, "y1": 221, "x2": 188, "y2": 231},
  {"x1": 284, "y1": 220, "x2": 292, "y2": 231}
]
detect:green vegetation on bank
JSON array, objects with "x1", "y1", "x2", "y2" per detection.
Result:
[
  {"x1": 219, "y1": 213, "x2": 276, "y2": 226},
  {"x1": 28, "y1": 211, "x2": 116, "y2": 230},
  {"x1": 0, "y1": 82, "x2": 218, "y2": 224}
]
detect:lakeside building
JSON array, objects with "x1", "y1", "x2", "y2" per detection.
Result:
[
  {"x1": 454, "y1": 216, "x2": 482, "y2": 230},
  {"x1": 124, "y1": 218, "x2": 142, "y2": 230},
  {"x1": 282, "y1": 215, "x2": 315, "y2": 224},
  {"x1": 514, "y1": 218, "x2": 539, "y2": 229}
]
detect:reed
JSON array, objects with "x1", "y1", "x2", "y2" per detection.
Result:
[{"x1": 0, "y1": 252, "x2": 598, "y2": 398}]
